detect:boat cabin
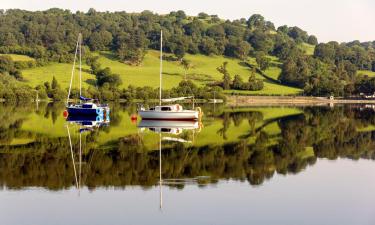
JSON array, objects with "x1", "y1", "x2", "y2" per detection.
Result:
[
  {"x1": 81, "y1": 102, "x2": 98, "y2": 109},
  {"x1": 149, "y1": 104, "x2": 184, "y2": 112}
]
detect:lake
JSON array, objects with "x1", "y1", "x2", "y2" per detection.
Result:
[{"x1": 0, "y1": 103, "x2": 374, "y2": 225}]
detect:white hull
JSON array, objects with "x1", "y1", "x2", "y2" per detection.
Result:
[
  {"x1": 138, "y1": 120, "x2": 199, "y2": 129},
  {"x1": 139, "y1": 110, "x2": 199, "y2": 120}
]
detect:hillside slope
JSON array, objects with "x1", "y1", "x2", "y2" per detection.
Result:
[{"x1": 19, "y1": 50, "x2": 301, "y2": 95}]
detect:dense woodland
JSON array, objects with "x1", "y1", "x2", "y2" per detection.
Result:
[{"x1": 0, "y1": 9, "x2": 375, "y2": 100}]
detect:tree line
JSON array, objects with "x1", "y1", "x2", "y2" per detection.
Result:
[
  {"x1": 0, "y1": 9, "x2": 317, "y2": 64},
  {"x1": 0, "y1": 8, "x2": 374, "y2": 98}
]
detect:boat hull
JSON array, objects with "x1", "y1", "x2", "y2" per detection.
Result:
[
  {"x1": 139, "y1": 110, "x2": 199, "y2": 121},
  {"x1": 138, "y1": 120, "x2": 198, "y2": 129},
  {"x1": 67, "y1": 106, "x2": 109, "y2": 116}
]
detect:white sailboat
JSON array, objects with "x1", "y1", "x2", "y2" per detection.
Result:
[{"x1": 138, "y1": 30, "x2": 201, "y2": 121}]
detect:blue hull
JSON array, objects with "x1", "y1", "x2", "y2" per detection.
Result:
[{"x1": 67, "y1": 107, "x2": 101, "y2": 116}]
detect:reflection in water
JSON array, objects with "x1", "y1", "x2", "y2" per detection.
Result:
[
  {"x1": 1, "y1": 103, "x2": 375, "y2": 223},
  {"x1": 0, "y1": 103, "x2": 374, "y2": 190},
  {"x1": 66, "y1": 112, "x2": 111, "y2": 193},
  {"x1": 138, "y1": 119, "x2": 203, "y2": 209}
]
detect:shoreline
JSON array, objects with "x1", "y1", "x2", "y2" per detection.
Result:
[{"x1": 226, "y1": 96, "x2": 375, "y2": 106}]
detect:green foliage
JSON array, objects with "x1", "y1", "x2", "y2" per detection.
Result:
[
  {"x1": 0, "y1": 73, "x2": 34, "y2": 102},
  {"x1": 255, "y1": 51, "x2": 271, "y2": 71},
  {"x1": 246, "y1": 68, "x2": 264, "y2": 91},
  {"x1": 280, "y1": 54, "x2": 345, "y2": 96},
  {"x1": 217, "y1": 62, "x2": 231, "y2": 90},
  {"x1": 88, "y1": 56, "x2": 123, "y2": 88},
  {"x1": 0, "y1": 55, "x2": 23, "y2": 80},
  {"x1": 0, "y1": 9, "x2": 372, "y2": 97},
  {"x1": 314, "y1": 42, "x2": 374, "y2": 71},
  {"x1": 307, "y1": 35, "x2": 318, "y2": 45},
  {"x1": 232, "y1": 75, "x2": 244, "y2": 90}
]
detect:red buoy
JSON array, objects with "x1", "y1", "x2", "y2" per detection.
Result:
[
  {"x1": 63, "y1": 110, "x2": 69, "y2": 118},
  {"x1": 131, "y1": 114, "x2": 138, "y2": 124}
]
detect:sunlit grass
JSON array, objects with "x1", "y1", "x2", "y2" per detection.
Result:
[
  {"x1": 357, "y1": 70, "x2": 375, "y2": 78},
  {"x1": 18, "y1": 50, "x2": 302, "y2": 95},
  {"x1": 0, "y1": 53, "x2": 35, "y2": 61},
  {"x1": 300, "y1": 43, "x2": 315, "y2": 55},
  {"x1": 22, "y1": 63, "x2": 96, "y2": 89}
]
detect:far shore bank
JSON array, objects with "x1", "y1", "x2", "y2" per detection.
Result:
[{"x1": 226, "y1": 96, "x2": 375, "y2": 106}]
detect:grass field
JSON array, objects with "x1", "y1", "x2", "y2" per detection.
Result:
[
  {"x1": 98, "y1": 50, "x2": 301, "y2": 95},
  {"x1": 357, "y1": 70, "x2": 375, "y2": 77},
  {"x1": 19, "y1": 50, "x2": 301, "y2": 95},
  {"x1": 300, "y1": 43, "x2": 315, "y2": 55},
  {"x1": 224, "y1": 82, "x2": 302, "y2": 95},
  {"x1": 0, "y1": 54, "x2": 35, "y2": 61},
  {"x1": 22, "y1": 63, "x2": 96, "y2": 89}
]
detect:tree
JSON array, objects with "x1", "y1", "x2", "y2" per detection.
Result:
[
  {"x1": 225, "y1": 38, "x2": 252, "y2": 60},
  {"x1": 198, "y1": 12, "x2": 209, "y2": 19},
  {"x1": 180, "y1": 58, "x2": 192, "y2": 80},
  {"x1": 287, "y1": 26, "x2": 308, "y2": 43},
  {"x1": 248, "y1": 30, "x2": 274, "y2": 53},
  {"x1": 217, "y1": 62, "x2": 231, "y2": 90},
  {"x1": 88, "y1": 31, "x2": 113, "y2": 51},
  {"x1": 255, "y1": 51, "x2": 271, "y2": 71},
  {"x1": 244, "y1": 67, "x2": 264, "y2": 91},
  {"x1": 247, "y1": 14, "x2": 265, "y2": 30},
  {"x1": 174, "y1": 45, "x2": 186, "y2": 61},
  {"x1": 232, "y1": 75, "x2": 244, "y2": 89},
  {"x1": 51, "y1": 76, "x2": 60, "y2": 90},
  {"x1": 307, "y1": 35, "x2": 318, "y2": 45}
]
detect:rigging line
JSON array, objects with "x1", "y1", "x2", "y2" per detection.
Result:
[
  {"x1": 159, "y1": 132, "x2": 163, "y2": 210},
  {"x1": 67, "y1": 34, "x2": 80, "y2": 105},
  {"x1": 79, "y1": 33, "x2": 82, "y2": 99},
  {"x1": 66, "y1": 125, "x2": 79, "y2": 189},
  {"x1": 159, "y1": 29, "x2": 163, "y2": 106},
  {"x1": 79, "y1": 131, "x2": 82, "y2": 191}
]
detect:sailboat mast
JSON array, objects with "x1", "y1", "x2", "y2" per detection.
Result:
[
  {"x1": 79, "y1": 33, "x2": 82, "y2": 99},
  {"x1": 159, "y1": 30, "x2": 163, "y2": 106},
  {"x1": 67, "y1": 35, "x2": 80, "y2": 105}
]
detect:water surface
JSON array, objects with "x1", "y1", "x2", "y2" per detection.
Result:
[{"x1": 0, "y1": 103, "x2": 374, "y2": 225}]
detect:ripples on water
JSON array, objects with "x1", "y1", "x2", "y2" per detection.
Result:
[{"x1": 0, "y1": 103, "x2": 374, "y2": 225}]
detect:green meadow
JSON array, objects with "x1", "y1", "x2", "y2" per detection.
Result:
[
  {"x1": 300, "y1": 43, "x2": 315, "y2": 55},
  {"x1": 22, "y1": 63, "x2": 96, "y2": 89},
  {"x1": 19, "y1": 50, "x2": 302, "y2": 95},
  {"x1": 357, "y1": 70, "x2": 375, "y2": 77},
  {"x1": 0, "y1": 54, "x2": 35, "y2": 61}
]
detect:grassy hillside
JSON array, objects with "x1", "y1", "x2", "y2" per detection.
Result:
[
  {"x1": 300, "y1": 43, "x2": 315, "y2": 55},
  {"x1": 22, "y1": 63, "x2": 96, "y2": 89},
  {"x1": 357, "y1": 70, "x2": 375, "y2": 77},
  {"x1": 0, "y1": 54, "x2": 35, "y2": 61},
  {"x1": 97, "y1": 50, "x2": 301, "y2": 94},
  {"x1": 19, "y1": 50, "x2": 301, "y2": 95}
]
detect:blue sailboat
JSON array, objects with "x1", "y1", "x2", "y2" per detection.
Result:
[{"x1": 65, "y1": 33, "x2": 110, "y2": 117}]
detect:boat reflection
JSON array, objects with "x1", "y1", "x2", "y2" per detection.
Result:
[
  {"x1": 65, "y1": 113, "x2": 110, "y2": 194},
  {"x1": 137, "y1": 119, "x2": 203, "y2": 210},
  {"x1": 138, "y1": 120, "x2": 200, "y2": 135},
  {"x1": 66, "y1": 114, "x2": 110, "y2": 132}
]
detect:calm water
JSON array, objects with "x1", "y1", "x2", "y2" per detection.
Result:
[{"x1": 0, "y1": 103, "x2": 375, "y2": 225}]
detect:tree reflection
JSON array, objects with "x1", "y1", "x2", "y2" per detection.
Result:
[{"x1": 0, "y1": 104, "x2": 375, "y2": 190}]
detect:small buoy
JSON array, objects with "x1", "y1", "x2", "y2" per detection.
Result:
[
  {"x1": 63, "y1": 110, "x2": 69, "y2": 118},
  {"x1": 131, "y1": 114, "x2": 138, "y2": 121}
]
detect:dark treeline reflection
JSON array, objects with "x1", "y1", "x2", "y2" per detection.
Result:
[{"x1": 0, "y1": 104, "x2": 375, "y2": 190}]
